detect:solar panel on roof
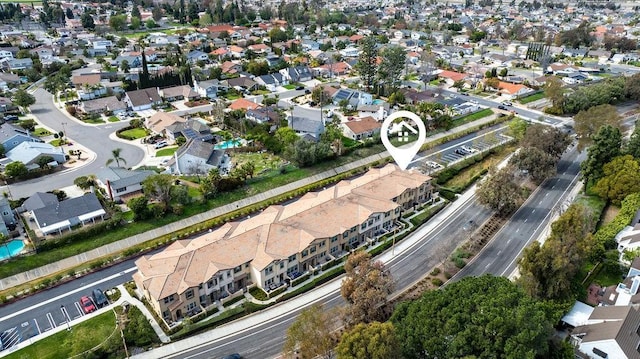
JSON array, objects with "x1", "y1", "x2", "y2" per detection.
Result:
[{"x1": 183, "y1": 128, "x2": 198, "y2": 139}]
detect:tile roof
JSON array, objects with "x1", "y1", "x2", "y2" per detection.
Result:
[
  {"x1": 344, "y1": 116, "x2": 381, "y2": 134},
  {"x1": 134, "y1": 165, "x2": 431, "y2": 300},
  {"x1": 72, "y1": 74, "x2": 101, "y2": 86},
  {"x1": 228, "y1": 98, "x2": 261, "y2": 111}
]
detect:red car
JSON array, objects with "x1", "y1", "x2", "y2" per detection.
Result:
[{"x1": 80, "y1": 296, "x2": 96, "y2": 314}]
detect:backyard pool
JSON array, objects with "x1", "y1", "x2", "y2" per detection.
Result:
[
  {"x1": 0, "y1": 240, "x2": 25, "y2": 261},
  {"x1": 215, "y1": 139, "x2": 243, "y2": 149},
  {"x1": 372, "y1": 99, "x2": 384, "y2": 105}
]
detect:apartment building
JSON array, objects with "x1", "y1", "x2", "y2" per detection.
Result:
[{"x1": 133, "y1": 165, "x2": 432, "y2": 323}]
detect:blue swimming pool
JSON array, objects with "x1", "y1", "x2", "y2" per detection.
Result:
[
  {"x1": 215, "y1": 139, "x2": 242, "y2": 149},
  {"x1": 0, "y1": 240, "x2": 24, "y2": 261},
  {"x1": 372, "y1": 99, "x2": 384, "y2": 105}
]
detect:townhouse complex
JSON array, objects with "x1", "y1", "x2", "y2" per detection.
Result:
[{"x1": 133, "y1": 164, "x2": 432, "y2": 323}]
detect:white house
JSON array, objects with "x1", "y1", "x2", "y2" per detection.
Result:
[{"x1": 571, "y1": 305, "x2": 640, "y2": 359}]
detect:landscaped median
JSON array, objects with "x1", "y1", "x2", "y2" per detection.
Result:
[{"x1": 0, "y1": 115, "x2": 513, "y2": 303}]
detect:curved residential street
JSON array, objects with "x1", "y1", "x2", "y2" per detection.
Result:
[{"x1": 6, "y1": 89, "x2": 145, "y2": 199}]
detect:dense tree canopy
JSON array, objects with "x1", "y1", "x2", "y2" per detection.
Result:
[
  {"x1": 520, "y1": 124, "x2": 570, "y2": 160},
  {"x1": 593, "y1": 155, "x2": 640, "y2": 206},
  {"x1": 509, "y1": 147, "x2": 556, "y2": 184},
  {"x1": 563, "y1": 77, "x2": 625, "y2": 115},
  {"x1": 337, "y1": 322, "x2": 398, "y2": 359},
  {"x1": 284, "y1": 304, "x2": 334, "y2": 359},
  {"x1": 341, "y1": 251, "x2": 394, "y2": 327},
  {"x1": 581, "y1": 125, "x2": 622, "y2": 186},
  {"x1": 392, "y1": 275, "x2": 555, "y2": 359},
  {"x1": 573, "y1": 104, "x2": 622, "y2": 151},
  {"x1": 518, "y1": 203, "x2": 596, "y2": 300},
  {"x1": 476, "y1": 166, "x2": 525, "y2": 216}
]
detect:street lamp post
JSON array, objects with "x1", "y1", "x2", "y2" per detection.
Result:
[
  {"x1": 60, "y1": 122, "x2": 67, "y2": 146},
  {"x1": 60, "y1": 305, "x2": 71, "y2": 331}
]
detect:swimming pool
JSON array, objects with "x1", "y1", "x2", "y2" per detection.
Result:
[
  {"x1": 0, "y1": 240, "x2": 24, "y2": 261},
  {"x1": 215, "y1": 139, "x2": 242, "y2": 149},
  {"x1": 372, "y1": 99, "x2": 384, "y2": 105}
]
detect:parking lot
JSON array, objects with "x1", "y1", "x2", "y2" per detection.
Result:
[
  {"x1": 0, "y1": 291, "x2": 107, "y2": 352},
  {"x1": 410, "y1": 127, "x2": 513, "y2": 172}
]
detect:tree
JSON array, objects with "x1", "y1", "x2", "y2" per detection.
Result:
[
  {"x1": 106, "y1": 148, "x2": 127, "y2": 167},
  {"x1": 286, "y1": 139, "x2": 333, "y2": 167},
  {"x1": 581, "y1": 125, "x2": 622, "y2": 186},
  {"x1": 152, "y1": 7, "x2": 163, "y2": 21},
  {"x1": 74, "y1": 175, "x2": 95, "y2": 190},
  {"x1": 337, "y1": 322, "x2": 398, "y2": 359},
  {"x1": 593, "y1": 155, "x2": 640, "y2": 205},
  {"x1": 13, "y1": 89, "x2": 35, "y2": 113},
  {"x1": 518, "y1": 203, "x2": 595, "y2": 299},
  {"x1": 65, "y1": 7, "x2": 73, "y2": 19},
  {"x1": 573, "y1": 104, "x2": 622, "y2": 151},
  {"x1": 200, "y1": 169, "x2": 221, "y2": 199},
  {"x1": 120, "y1": 60, "x2": 130, "y2": 73},
  {"x1": 509, "y1": 147, "x2": 557, "y2": 184},
  {"x1": 283, "y1": 304, "x2": 334, "y2": 359},
  {"x1": 239, "y1": 162, "x2": 255, "y2": 179},
  {"x1": 145, "y1": 19, "x2": 156, "y2": 29},
  {"x1": 109, "y1": 14, "x2": 127, "y2": 31},
  {"x1": 131, "y1": 5, "x2": 141, "y2": 19},
  {"x1": 543, "y1": 76, "x2": 565, "y2": 114},
  {"x1": 476, "y1": 166, "x2": 524, "y2": 216},
  {"x1": 4, "y1": 161, "x2": 27, "y2": 178},
  {"x1": 624, "y1": 73, "x2": 640, "y2": 101},
  {"x1": 80, "y1": 12, "x2": 95, "y2": 30},
  {"x1": 269, "y1": 28, "x2": 288, "y2": 43},
  {"x1": 130, "y1": 16, "x2": 141, "y2": 30},
  {"x1": 357, "y1": 36, "x2": 378, "y2": 92},
  {"x1": 43, "y1": 73, "x2": 67, "y2": 96},
  {"x1": 341, "y1": 251, "x2": 394, "y2": 327},
  {"x1": 392, "y1": 275, "x2": 554, "y2": 359},
  {"x1": 625, "y1": 124, "x2": 640, "y2": 160},
  {"x1": 142, "y1": 174, "x2": 174, "y2": 211},
  {"x1": 36, "y1": 155, "x2": 55, "y2": 169},
  {"x1": 520, "y1": 124, "x2": 570, "y2": 160},
  {"x1": 378, "y1": 46, "x2": 406, "y2": 95},
  {"x1": 128, "y1": 196, "x2": 150, "y2": 220}
]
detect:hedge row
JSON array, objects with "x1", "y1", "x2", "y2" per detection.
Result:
[{"x1": 593, "y1": 193, "x2": 640, "y2": 258}]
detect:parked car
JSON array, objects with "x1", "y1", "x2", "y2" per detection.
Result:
[
  {"x1": 3, "y1": 115, "x2": 18, "y2": 121},
  {"x1": 80, "y1": 296, "x2": 96, "y2": 314},
  {"x1": 295, "y1": 86, "x2": 304, "y2": 90},
  {"x1": 154, "y1": 141, "x2": 168, "y2": 149},
  {"x1": 425, "y1": 161, "x2": 441, "y2": 169},
  {"x1": 461, "y1": 145, "x2": 478, "y2": 153},
  {"x1": 92, "y1": 288, "x2": 109, "y2": 308},
  {"x1": 454, "y1": 147, "x2": 469, "y2": 156},
  {"x1": 501, "y1": 101, "x2": 512, "y2": 106},
  {"x1": 498, "y1": 105, "x2": 506, "y2": 110}
]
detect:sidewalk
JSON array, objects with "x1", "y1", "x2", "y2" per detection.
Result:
[{"x1": 0, "y1": 115, "x2": 502, "y2": 291}]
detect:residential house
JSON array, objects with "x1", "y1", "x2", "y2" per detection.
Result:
[
  {"x1": 279, "y1": 65, "x2": 313, "y2": 83},
  {"x1": 96, "y1": 167, "x2": 156, "y2": 202},
  {"x1": 186, "y1": 50, "x2": 209, "y2": 64},
  {"x1": 4, "y1": 57, "x2": 32, "y2": 71},
  {"x1": 29, "y1": 193, "x2": 106, "y2": 236},
  {"x1": 437, "y1": 70, "x2": 468, "y2": 86},
  {"x1": 246, "y1": 107, "x2": 281, "y2": 124},
  {"x1": 194, "y1": 79, "x2": 227, "y2": 100},
  {"x1": 165, "y1": 119, "x2": 212, "y2": 143},
  {"x1": 133, "y1": 164, "x2": 432, "y2": 322},
  {"x1": 0, "y1": 196, "x2": 14, "y2": 236},
  {"x1": 0, "y1": 123, "x2": 43, "y2": 151},
  {"x1": 80, "y1": 96, "x2": 127, "y2": 115},
  {"x1": 357, "y1": 103, "x2": 389, "y2": 121},
  {"x1": 145, "y1": 112, "x2": 186, "y2": 137},
  {"x1": 228, "y1": 46, "x2": 245, "y2": 59},
  {"x1": 332, "y1": 88, "x2": 373, "y2": 108},
  {"x1": 255, "y1": 73, "x2": 288, "y2": 91},
  {"x1": 314, "y1": 61, "x2": 351, "y2": 77},
  {"x1": 0, "y1": 97, "x2": 18, "y2": 114},
  {"x1": 248, "y1": 43, "x2": 271, "y2": 55},
  {"x1": 596, "y1": 257, "x2": 640, "y2": 307},
  {"x1": 571, "y1": 305, "x2": 640, "y2": 359},
  {"x1": 170, "y1": 139, "x2": 230, "y2": 176},
  {"x1": 6, "y1": 142, "x2": 65, "y2": 168},
  {"x1": 289, "y1": 116, "x2": 325, "y2": 140},
  {"x1": 160, "y1": 85, "x2": 200, "y2": 102},
  {"x1": 124, "y1": 88, "x2": 162, "y2": 111},
  {"x1": 223, "y1": 77, "x2": 258, "y2": 92},
  {"x1": 496, "y1": 81, "x2": 534, "y2": 98},
  {"x1": 228, "y1": 98, "x2": 261, "y2": 112},
  {"x1": 221, "y1": 61, "x2": 242, "y2": 75},
  {"x1": 342, "y1": 116, "x2": 381, "y2": 140},
  {"x1": 72, "y1": 74, "x2": 106, "y2": 100}
]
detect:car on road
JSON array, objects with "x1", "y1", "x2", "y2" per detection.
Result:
[
  {"x1": 295, "y1": 86, "x2": 304, "y2": 90},
  {"x1": 461, "y1": 92, "x2": 469, "y2": 96},
  {"x1": 92, "y1": 288, "x2": 109, "y2": 308},
  {"x1": 498, "y1": 105, "x2": 506, "y2": 110},
  {"x1": 501, "y1": 101, "x2": 512, "y2": 106},
  {"x1": 80, "y1": 296, "x2": 96, "y2": 314},
  {"x1": 222, "y1": 354, "x2": 242, "y2": 359}
]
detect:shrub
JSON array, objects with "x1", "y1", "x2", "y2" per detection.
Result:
[
  {"x1": 430, "y1": 268, "x2": 441, "y2": 276},
  {"x1": 431, "y1": 278, "x2": 443, "y2": 286}
]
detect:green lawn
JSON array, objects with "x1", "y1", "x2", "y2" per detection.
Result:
[
  {"x1": 518, "y1": 92, "x2": 545, "y2": 104},
  {"x1": 454, "y1": 108, "x2": 494, "y2": 125},
  {"x1": 107, "y1": 116, "x2": 120, "y2": 122},
  {"x1": 224, "y1": 93, "x2": 241, "y2": 100},
  {"x1": 251, "y1": 90, "x2": 271, "y2": 96},
  {"x1": 156, "y1": 146, "x2": 178, "y2": 156},
  {"x1": 33, "y1": 127, "x2": 52, "y2": 137},
  {"x1": 4, "y1": 312, "x2": 116, "y2": 359},
  {"x1": 49, "y1": 139, "x2": 64, "y2": 147},
  {"x1": 283, "y1": 84, "x2": 296, "y2": 90},
  {"x1": 119, "y1": 128, "x2": 148, "y2": 140},
  {"x1": 233, "y1": 152, "x2": 285, "y2": 175}
]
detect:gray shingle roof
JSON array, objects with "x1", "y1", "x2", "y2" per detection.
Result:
[
  {"x1": 289, "y1": 116, "x2": 324, "y2": 134},
  {"x1": 97, "y1": 167, "x2": 155, "y2": 190},
  {"x1": 32, "y1": 193, "x2": 104, "y2": 227},
  {"x1": 178, "y1": 139, "x2": 226, "y2": 166},
  {"x1": 22, "y1": 192, "x2": 58, "y2": 212}
]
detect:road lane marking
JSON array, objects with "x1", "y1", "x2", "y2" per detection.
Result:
[
  {"x1": 0, "y1": 266, "x2": 137, "y2": 323},
  {"x1": 46, "y1": 312, "x2": 55, "y2": 329},
  {"x1": 532, "y1": 209, "x2": 536, "y2": 214},
  {"x1": 524, "y1": 219, "x2": 528, "y2": 223}
]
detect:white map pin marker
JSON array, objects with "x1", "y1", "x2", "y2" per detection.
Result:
[{"x1": 381, "y1": 110, "x2": 426, "y2": 170}]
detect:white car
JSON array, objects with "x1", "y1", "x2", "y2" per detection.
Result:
[
  {"x1": 425, "y1": 161, "x2": 442, "y2": 169},
  {"x1": 461, "y1": 145, "x2": 478, "y2": 153}
]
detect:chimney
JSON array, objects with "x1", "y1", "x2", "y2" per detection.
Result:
[{"x1": 631, "y1": 276, "x2": 640, "y2": 295}]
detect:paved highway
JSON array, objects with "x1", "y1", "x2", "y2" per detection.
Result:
[
  {"x1": 453, "y1": 144, "x2": 584, "y2": 279},
  {"x1": 4, "y1": 89, "x2": 145, "y2": 199}
]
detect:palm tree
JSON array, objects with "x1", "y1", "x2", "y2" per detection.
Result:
[{"x1": 106, "y1": 148, "x2": 127, "y2": 167}]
